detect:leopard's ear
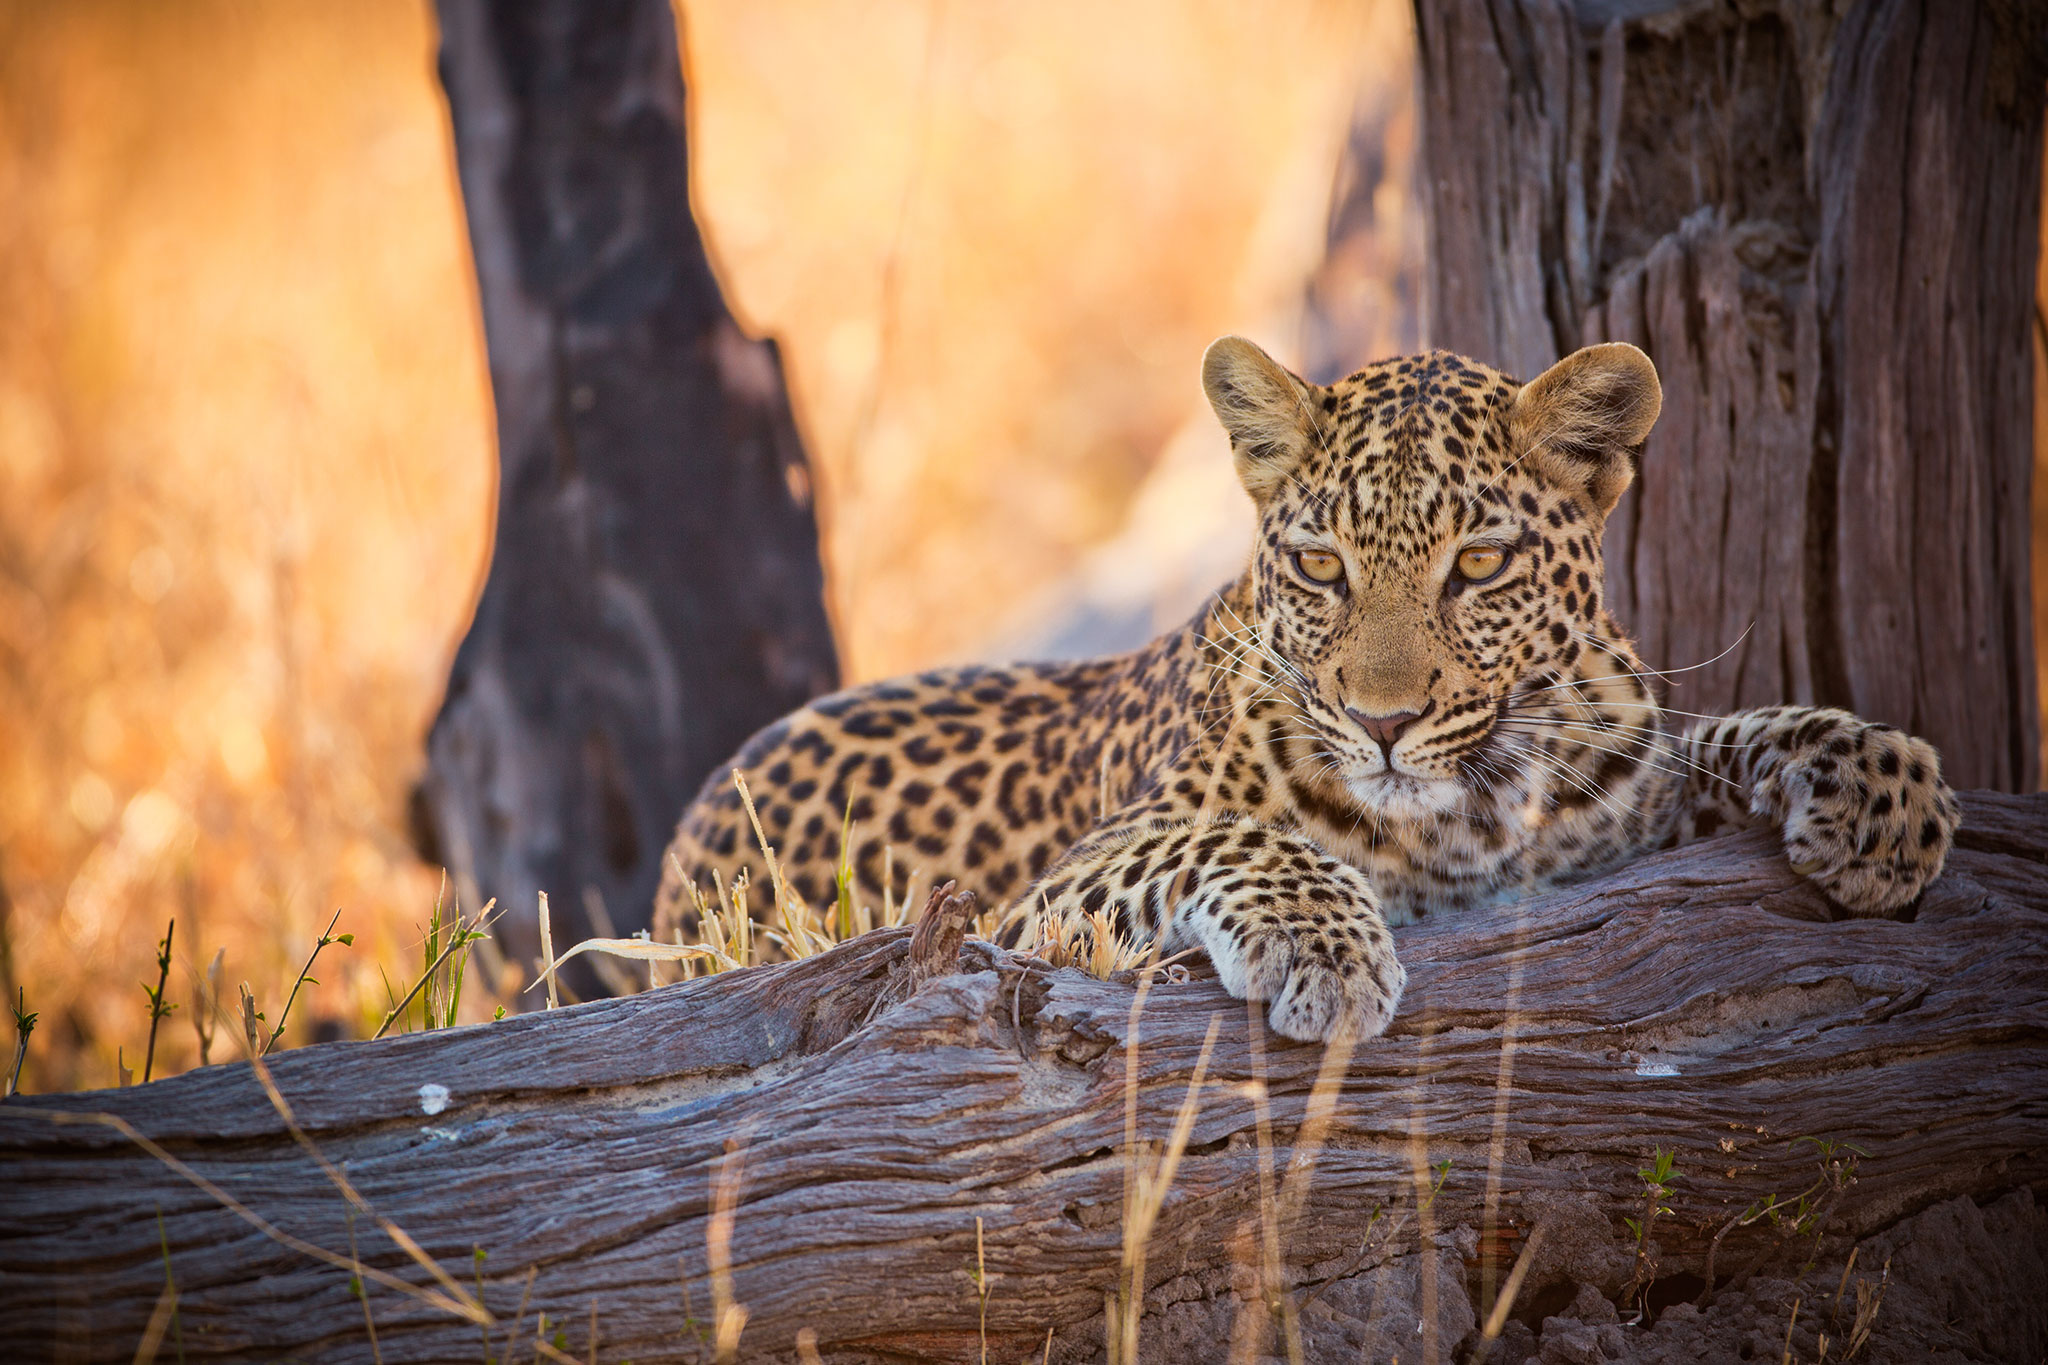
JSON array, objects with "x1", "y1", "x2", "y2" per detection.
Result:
[
  {"x1": 1509, "y1": 342, "x2": 1661, "y2": 517},
  {"x1": 1203, "y1": 336, "x2": 1316, "y2": 500}
]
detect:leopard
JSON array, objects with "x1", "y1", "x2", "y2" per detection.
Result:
[{"x1": 654, "y1": 336, "x2": 1960, "y2": 1043}]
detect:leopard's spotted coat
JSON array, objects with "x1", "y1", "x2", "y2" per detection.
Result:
[{"x1": 655, "y1": 339, "x2": 1959, "y2": 1041}]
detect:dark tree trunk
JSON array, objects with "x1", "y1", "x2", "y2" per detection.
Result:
[
  {"x1": 1413, "y1": 0, "x2": 2044, "y2": 792},
  {"x1": 3, "y1": 793, "x2": 2044, "y2": 1363},
  {"x1": 416, "y1": 0, "x2": 839, "y2": 973}
]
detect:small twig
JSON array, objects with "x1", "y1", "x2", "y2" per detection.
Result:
[
  {"x1": 1726, "y1": 1170, "x2": 1852, "y2": 1298},
  {"x1": 5, "y1": 987, "x2": 34, "y2": 1099},
  {"x1": 238, "y1": 984, "x2": 265, "y2": 1057},
  {"x1": 1699, "y1": 1203, "x2": 1744, "y2": 1304},
  {"x1": 141, "y1": 919, "x2": 176, "y2": 1083},
  {"x1": 266, "y1": 908, "x2": 350, "y2": 1055}
]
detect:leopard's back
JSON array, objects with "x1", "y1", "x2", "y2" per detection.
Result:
[{"x1": 654, "y1": 651, "x2": 1172, "y2": 934}]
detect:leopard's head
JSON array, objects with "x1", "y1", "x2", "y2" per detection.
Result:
[{"x1": 1202, "y1": 336, "x2": 1662, "y2": 816}]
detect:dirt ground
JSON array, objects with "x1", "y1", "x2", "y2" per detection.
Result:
[{"x1": 1099, "y1": 1187, "x2": 2048, "y2": 1365}]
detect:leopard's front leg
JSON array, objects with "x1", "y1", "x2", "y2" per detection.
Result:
[
  {"x1": 1023, "y1": 813, "x2": 1405, "y2": 1042},
  {"x1": 1673, "y1": 705, "x2": 1959, "y2": 916}
]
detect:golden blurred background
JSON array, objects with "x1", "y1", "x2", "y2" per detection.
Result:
[
  {"x1": 0, "y1": 0, "x2": 1417, "y2": 1090},
  {"x1": 0, "y1": 0, "x2": 2036, "y2": 1093}
]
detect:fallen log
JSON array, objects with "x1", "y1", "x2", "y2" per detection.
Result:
[{"x1": 2, "y1": 792, "x2": 2044, "y2": 1363}]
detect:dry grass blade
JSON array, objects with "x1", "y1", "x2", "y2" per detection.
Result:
[
  {"x1": 1406, "y1": 1021, "x2": 1444, "y2": 1365},
  {"x1": 1845, "y1": 1257, "x2": 1890, "y2": 1361},
  {"x1": 529, "y1": 937, "x2": 739, "y2": 994},
  {"x1": 974, "y1": 1215, "x2": 993, "y2": 1365},
  {"x1": 578, "y1": 888, "x2": 646, "y2": 997},
  {"x1": 1477, "y1": 1224, "x2": 1546, "y2": 1343},
  {"x1": 1113, "y1": 1012, "x2": 1222, "y2": 1365},
  {"x1": 1274, "y1": 1024, "x2": 1358, "y2": 1230},
  {"x1": 500, "y1": 1265, "x2": 537, "y2": 1365},
  {"x1": 129, "y1": 1279, "x2": 176, "y2": 1365},
  {"x1": 346, "y1": 1209, "x2": 384, "y2": 1365},
  {"x1": 35, "y1": 1108, "x2": 482, "y2": 1321},
  {"x1": 709, "y1": 1136, "x2": 750, "y2": 1362},
  {"x1": 733, "y1": 769, "x2": 796, "y2": 925},
  {"x1": 538, "y1": 890, "x2": 559, "y2": 1010},
  {"x1": 1480, "y1": 905, "x2": 1530, "y2": 1321},
  {"x1": 1826, "y1": 1245, "x2": 1860, "y2": 1336},
  {"x1": 1232, "y1": 1003, "x2": 1300, "y2": 1365}
]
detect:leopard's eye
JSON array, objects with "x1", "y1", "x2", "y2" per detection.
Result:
[
  {"x1": 1293, "y1": 549, "x2": 1345, "y2": 585},
  {"x1": 1455, "y1": 545, "x2": 1508, "y2": 583}
]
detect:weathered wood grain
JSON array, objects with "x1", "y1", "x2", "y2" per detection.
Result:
[{"x1": 2, "y1": 793, "x2": 2043, "y2": 1363}]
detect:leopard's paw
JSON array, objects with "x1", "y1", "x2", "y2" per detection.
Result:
[
  {"x1": 1755, "y1": 721, "x2": 1959, "y2": 916},
  {"x1": 1194, "y1": 888, "x2": 1406, "y2": 1043}
]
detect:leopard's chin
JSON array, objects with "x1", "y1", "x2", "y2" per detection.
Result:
[{"x1": 1343, "y1": 767, "x2": 1465, "y2": 818}]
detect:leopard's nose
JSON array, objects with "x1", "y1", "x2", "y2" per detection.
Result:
[{"x1": 1347, "y1": 706, "x2": 1424, "y2": 758}]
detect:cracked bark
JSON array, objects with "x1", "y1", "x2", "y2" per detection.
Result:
[
  {"x1": 3, "y1": 792, "x2": 2043, "y2": 1363},
  {"x1": 1414, "y1": 0, "x2": 2044, "y2": 791},
  {"x1": 412, "y1": 0, "x2": 839, "y2": 980}
]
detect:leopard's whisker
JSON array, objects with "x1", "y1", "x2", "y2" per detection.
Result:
[
  {"x1": 1520, "y1": 745, "x2": 1634, "y2": 823},
  {"x1": 1211, "y1": 603, "x2": 1310, "y2": 685},
  {"x1": 1495, "y1": 710, "x2": 1755, "y2": 750},
  {"x1": 1575, "y1": 623, "x2": 1756, "y2": 685},
  {"x1": 1495, "y1": 718, "x2": 1737, "y2": 791}
]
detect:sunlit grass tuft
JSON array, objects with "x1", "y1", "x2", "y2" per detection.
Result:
[{"x1": 557, "y1": 769, "x2": 1179, "y2": 993}]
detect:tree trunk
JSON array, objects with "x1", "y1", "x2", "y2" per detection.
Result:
[
  {"x1": 1414, "y1": 0, "x2": 2043, "y2": 792},
  {"x1": 414, "y1": 0, "x2": 839, "y2": 976},
  {"x1": 3, "y1": 791, "x2": 2042, "y2": 1363}
]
